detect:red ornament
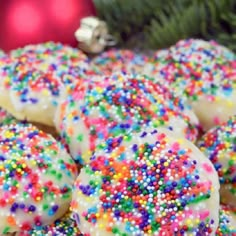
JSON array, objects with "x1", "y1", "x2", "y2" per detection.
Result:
[{"x1": 0, "y1": 0, "x2": 96, "y2": 51}]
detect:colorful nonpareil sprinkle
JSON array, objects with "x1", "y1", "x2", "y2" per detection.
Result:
[
  {"x1": 168, "y1": 39, "x2": 236, "y2": 106},
  {"x1": 10, "y1": 41, "x2": 89, "y2": 79},
  {"x1": 0, "y1": 123, "x2": 78, "y2": 234},
  {"x1": 71, "y1": 128, "x2": 220, "y2": 235},
  {"x1": 198, "y1": 115, "x2": 236, "y2": 186},
  {"x1": 17, "y1": 211, "x2": 81, "y2": 236},
  {"x1": 0, "y1": 58, "x2": 66, "y2": 126},
  {"x1": 0, "y1": 42, "x2": 89, "y2": 126},
  {"x1": 216, "y1": 205, "x2": 236, "y2": 236},
  {"x1": 90, "y1": 49, "x2": 149, "y2": 76},
  {"x1": 144, "y1": 39, "x2": 236, "y2": 131},
  {"x1": 169, "y1": 39, "x2": 235, "y2": 65},
  {"x1": 55, "y1": 73, "x2": 199, "y2": 164}
]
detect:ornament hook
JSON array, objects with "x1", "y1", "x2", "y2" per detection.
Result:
[{"x1": 75, "y1": 16, "x2": 116, "y2": 53}]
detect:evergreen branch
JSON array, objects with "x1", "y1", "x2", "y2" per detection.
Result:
[{"x1": 93, "y1": 0, "x2": 236, "y2": 51}]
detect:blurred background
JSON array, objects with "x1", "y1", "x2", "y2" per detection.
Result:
[
  {"x1": 0, "y1": 0, "x2": 95, "y2": 51},
  {"x1": 0, "y1": 0, "x2": 235, "y2": 52}
]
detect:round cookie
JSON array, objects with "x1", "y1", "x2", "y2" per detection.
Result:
[
  {"x1": 71, "y1": 128, "x2": 220, "y2": 235},
  {"x1": 10, "y1": 42, "x2": 89, "y2": 78},
  {"x1": 0, "y1": 123, "x2": 78, "y2": 234},
  {"x1": 0, "y1": 42, "x2": 89, "y2": 126},
  {"x1": 0, "y1": 58, "x2": 75, "y2": 126},
  {"x1": 16, "y1": 211, "x2": 81, "y2": 236},
  {"x1": 90, "y1": 49, "x2": 149, "y2": 75},
  {"x1": 169, "y1": 39, "x2": 236, "y2": 131},
  {"x1": 197, "y1": 115, "x2": 236, "y2": 206},
  {"x1": 55, "y1": 73, "x2": 199, "y2": 164},
  {"x1": 145, "y1": 39, "x2": 236, "y2": 131},
  {"x1": 0, "y1": 57, "x2": 67, "y2": 126},
  {"x1": 216, "y1": 205, "x2": 236, "y2": 235},
  {"x1": 169, "y1": 39, "x2": 235, "y2": 65}
]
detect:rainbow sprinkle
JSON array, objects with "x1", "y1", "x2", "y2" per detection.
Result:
[
  {"x1": 198, "y1": 115, "x2": 236, "y2": 188},
  {"x1": 90, "y1": 49, "x2": 149, "y2": 76},
  {"x1": 144, "y1": 39, "x2": 236, "y2": 131},
  {"x1": 216, "y1": 205, "x2": 236, "y2": 235},
  {"x1": 170, "y1": 39, "x2": 235, "y2": 65},
  {"x1": 17, "y1": 211, "x2": 82, "y2": 236},
  {"x1": 71, "y1": 128, "x2": 219, "y2": 235},
  {"x1": 0, "y1": 42, "x2": 89, "y2": 126},
  {"x1": 0, "y1": 123, "x2": 78, "y2": 234},
  {"x1": 56, "y1": 73, "x2": 199, "y2": 164},
  {"x1": 10, "y1": 42, "x2": 89, "y2": 79}
]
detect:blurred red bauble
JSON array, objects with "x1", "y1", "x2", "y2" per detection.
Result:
[{"x1": 0, "y1": 0, "x2": 96, "y2": 51}]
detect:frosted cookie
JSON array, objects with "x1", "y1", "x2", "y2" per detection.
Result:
[
  {"x1": 0, "y1": 57, "x2": 67, "y2": 126},
  {"x1": 0, "y1": 42, "x2": 89, "y2": 126},
  {"x1": 0, "y1": 56, "x2": 76, "y2": 126},
  {"x1": 169, "y1": 39, "x2": 236, "y2": 131},
  {"x1": 71, "y1": 128, "x2": 220, "y2": 235},
  {"x1": 0, "y1": 123, "x2": 78, "y2": 234},
  {"x1": 169, "y1": 39, "x2": 235, "y2": 65},
  {"x1": 16, "y1": 211, "x2": 81, "y2": 236},
  {"x1": 198, "y1": 115, "x2": 236, "y2": 205},
  {"x1": 197, "y1": 116, "x2": 236, "y2": 206},
  {"x1": 55, "y1": 73, "x2": 199, "y2": 164},
  {"x1": 10, "y1": 42, "x2": 89, "y2": 78},
  {"x1": 145, "y1": 39, "x2": 236, "y2": 131},
  {"x1": 90, "y1": 49, "x2": 149, "y2": 75},
  {"x1": 216, "y1": 205, "x2": 236, "y2": 235}
]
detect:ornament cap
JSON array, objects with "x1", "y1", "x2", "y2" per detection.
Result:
[{"x1": 75, "y1": 16, "x2": 116, "y2": 53}]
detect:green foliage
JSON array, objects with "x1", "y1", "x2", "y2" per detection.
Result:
[
  {"x1": 93, "y1": 0, "x2": 236, "y2": 51},
  {"x1": 207, "y1": 0, "x2": 236, "y2": 51}
]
